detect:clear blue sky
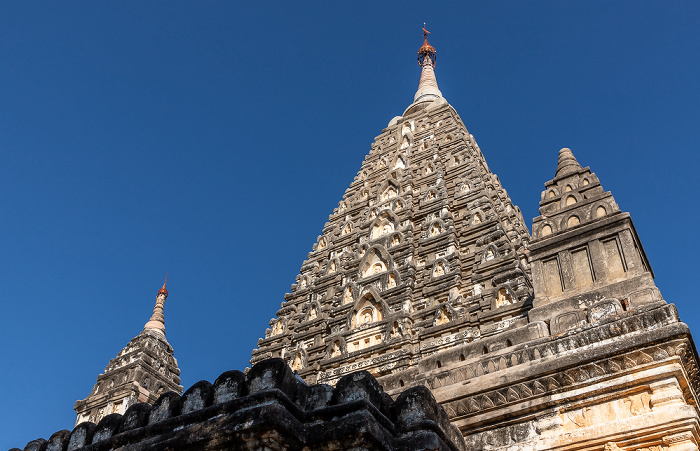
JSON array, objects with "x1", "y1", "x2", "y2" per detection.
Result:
[{"x1": 1, "y1": 2, "x2": 698, "y2": 448}]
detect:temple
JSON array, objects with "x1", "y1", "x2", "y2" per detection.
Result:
[
  {"x1": 252, "y1": 29, "x2": 700, "y2": 450},
  {"x1": 15, "y1": 29, "x2": 700, "y2": 451},
  {"x1": 73, "y1": 278, "x2": 183, "y2": 427}
]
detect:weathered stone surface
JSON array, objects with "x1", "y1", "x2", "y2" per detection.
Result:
[
  {"x1": 18, "y1": 358, "x2": 465, "y2": 451},
  {"x1": 19, "y1": 31, "x2": 700, "y2": 451},
  {"x1": 73, "y1": 284, "x2": 183, "y2": 427}
]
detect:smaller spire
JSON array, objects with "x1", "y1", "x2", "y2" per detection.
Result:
[
  {"x1": 555, "y1": 148, "x2": 583, "y2": 177},
  {"x1": 144, "y1": 275, "x2": 169, "y2": 334}
]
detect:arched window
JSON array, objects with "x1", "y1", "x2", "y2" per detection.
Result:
[
  {"x1": 568, "y1": 216, "x2": 580, "y2": 227},
  {"x1": 541, "y1": 224, "x2": 552, "y2": 237},
  {"x1": 566, "y1": 195, "x2": 577, "y2": 206}
]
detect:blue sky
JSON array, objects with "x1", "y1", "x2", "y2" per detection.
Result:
[{"x1": 1, "y1": 2, "x2": 699, "y2": 447}]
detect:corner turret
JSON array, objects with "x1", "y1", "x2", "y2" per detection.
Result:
[{"x1": 528, "y1": 148, "x2": 662, "y2": 334}]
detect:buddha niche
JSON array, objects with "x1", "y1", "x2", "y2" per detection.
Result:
[
  {"x1": 388, "y1": 273, "x2": 397, "y2": 288},
  {"x1": 435, "y1": 262, "x2": 445, "y2": 276}
]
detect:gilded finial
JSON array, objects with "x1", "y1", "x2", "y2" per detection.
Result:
[
  {"x1": 418, "y1": 25, "x2": 436, "y2": 67},
  {"x1": 158, "y1": 272, "x2": 168, "y2": 297}
]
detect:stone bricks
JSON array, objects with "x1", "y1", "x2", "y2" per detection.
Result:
[{"x1": 18, "y1": 358, "x2": 465, "y2": 451}]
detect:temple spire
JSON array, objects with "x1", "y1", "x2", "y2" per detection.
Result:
[
  {"x1": 144, "y1": 274, "x2": 168, "y2": 334},
  {"x1": 555, "y1": 147, "x2": 583, "y2": 178},
  {"x1": 414, "y1": 27, "x2": 442, "y2": 103}
]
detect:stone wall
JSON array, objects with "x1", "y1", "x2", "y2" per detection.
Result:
[{"x1": 14, "y1": 358, "x2": 465, "y2": 451}]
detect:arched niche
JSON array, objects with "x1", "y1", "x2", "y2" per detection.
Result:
[
  {"x1": 400, "y1": 135, "x2": 411, "y2": 150},
  {"x1": 561, "y1": 193, "x2": 580, "y2": 209},
  {"x1": 591, "y1": 202, "x2": 609, "y2": 219},
  {"x1": 370, "y1": 212, "x2": 398, "y2": 240},
  {"x1": 386, "y1": 270, "x2": 401, "y2": 289},
  {"x1": 326, "y1": 337, "x2": 346, "y2": 358},
  {"x1": 567, "y1": 215, "x2": 581, "y2": 227},
  {"x1": 269, "y1": 319, "x2": 286, "y2": 337},
  {"x1": 359, "y1": 246, "x2": 392, "y2": 278},
  {"x1": 425, "y1": 188, "x2": 438, "y2": 201},
  {"x1": 298, "y1": 275, "x2": 309, "y2": 289},
  {"x1": 350, "y1": 290, "x2": 386, "y2": 329},
  {"x1": 434, "y1": 305, "x2": 455, "y2": 326},
  {"x1": 429, "y1": 219, "x2": 446, "y2": 237},
  {"x1": 483, "y1": 245, "x2": 497, "y2": 262},
  {"x1": 540, "y1": 223, "x2": 553, "y2": 237},
  {"x1": 306, "y1": 301, "x2": 321, "y2": 322},
  {"x1": 544, "y1": 188, "x2": 558, "y2": 200},
  {"x1": 340, "y1": 220, "x2": 353, "y2": 236},
  {"x1": 327, "y1": 258, "x2": 339, "y2": 274},
  {"x1": 432, "y1": 259, "x2": 448, "y2": 277},
  {"x1": 287, "y1": 348, "x2": 308, "y2": 372},
  {"x1": 458, "y1": 181, "x2": 471, "y2": 194},
  {"x1": 496, "y1": 287, "x2": 515, "y2": 308},
  {"x1": 378, "y1": 180, "x2": 400, "y2": 203},
  {"x1": 393, "y1": 155, "x2": 407, "y2": 170}
]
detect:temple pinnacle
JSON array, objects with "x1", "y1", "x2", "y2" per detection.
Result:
[
  {"x1": 555, "y1": 147, "x2": 583, "y2": 178},
  {"x1": 158, "y1": 272, "x2": 168, "y2": 297},
  {"x1": 414, "y1": 26, "x2": 442, "y2": 103},
  {"x1": 144, "y1": 275, "x2": 168, "y2": 334}
]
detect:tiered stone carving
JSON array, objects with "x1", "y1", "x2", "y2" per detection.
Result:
[
  {"x1": 73, "y1": 280, "x2": 183, "y2": 426},
  {"x1": 251, "y1": 31, "x2": 700, "y2": 451},
  {"x1": 252, "y1": 32, "x2": 533, "y2": 387},
  {"x1": 16, "y1": 30, "x2": 700, "y2": 451}
]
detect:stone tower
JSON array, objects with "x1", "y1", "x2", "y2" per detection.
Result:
[
  {"x1": 252, "y1": 30, "x2": 700, "y2": 449},
  {"x1": 251, "y1": 28, "x2": 535, "y2": 384},
  {"x1": 73, "y1": 279, "x2": 183, "y2": 426}
]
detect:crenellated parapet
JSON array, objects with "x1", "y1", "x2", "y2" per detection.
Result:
[{"x1": 14, "y1": 358, "x2": 466, "y2": 451}]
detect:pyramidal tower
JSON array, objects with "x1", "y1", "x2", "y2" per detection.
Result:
[
  {"x1": 252, "y1": 29, "x2": 534, "y2": 384},
  {"x1": 74, "y1": 279, "x2": 183, "y2": 426},
  {"x1": 252, "y1": 30, "x2": 700, "y2": 449}
]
